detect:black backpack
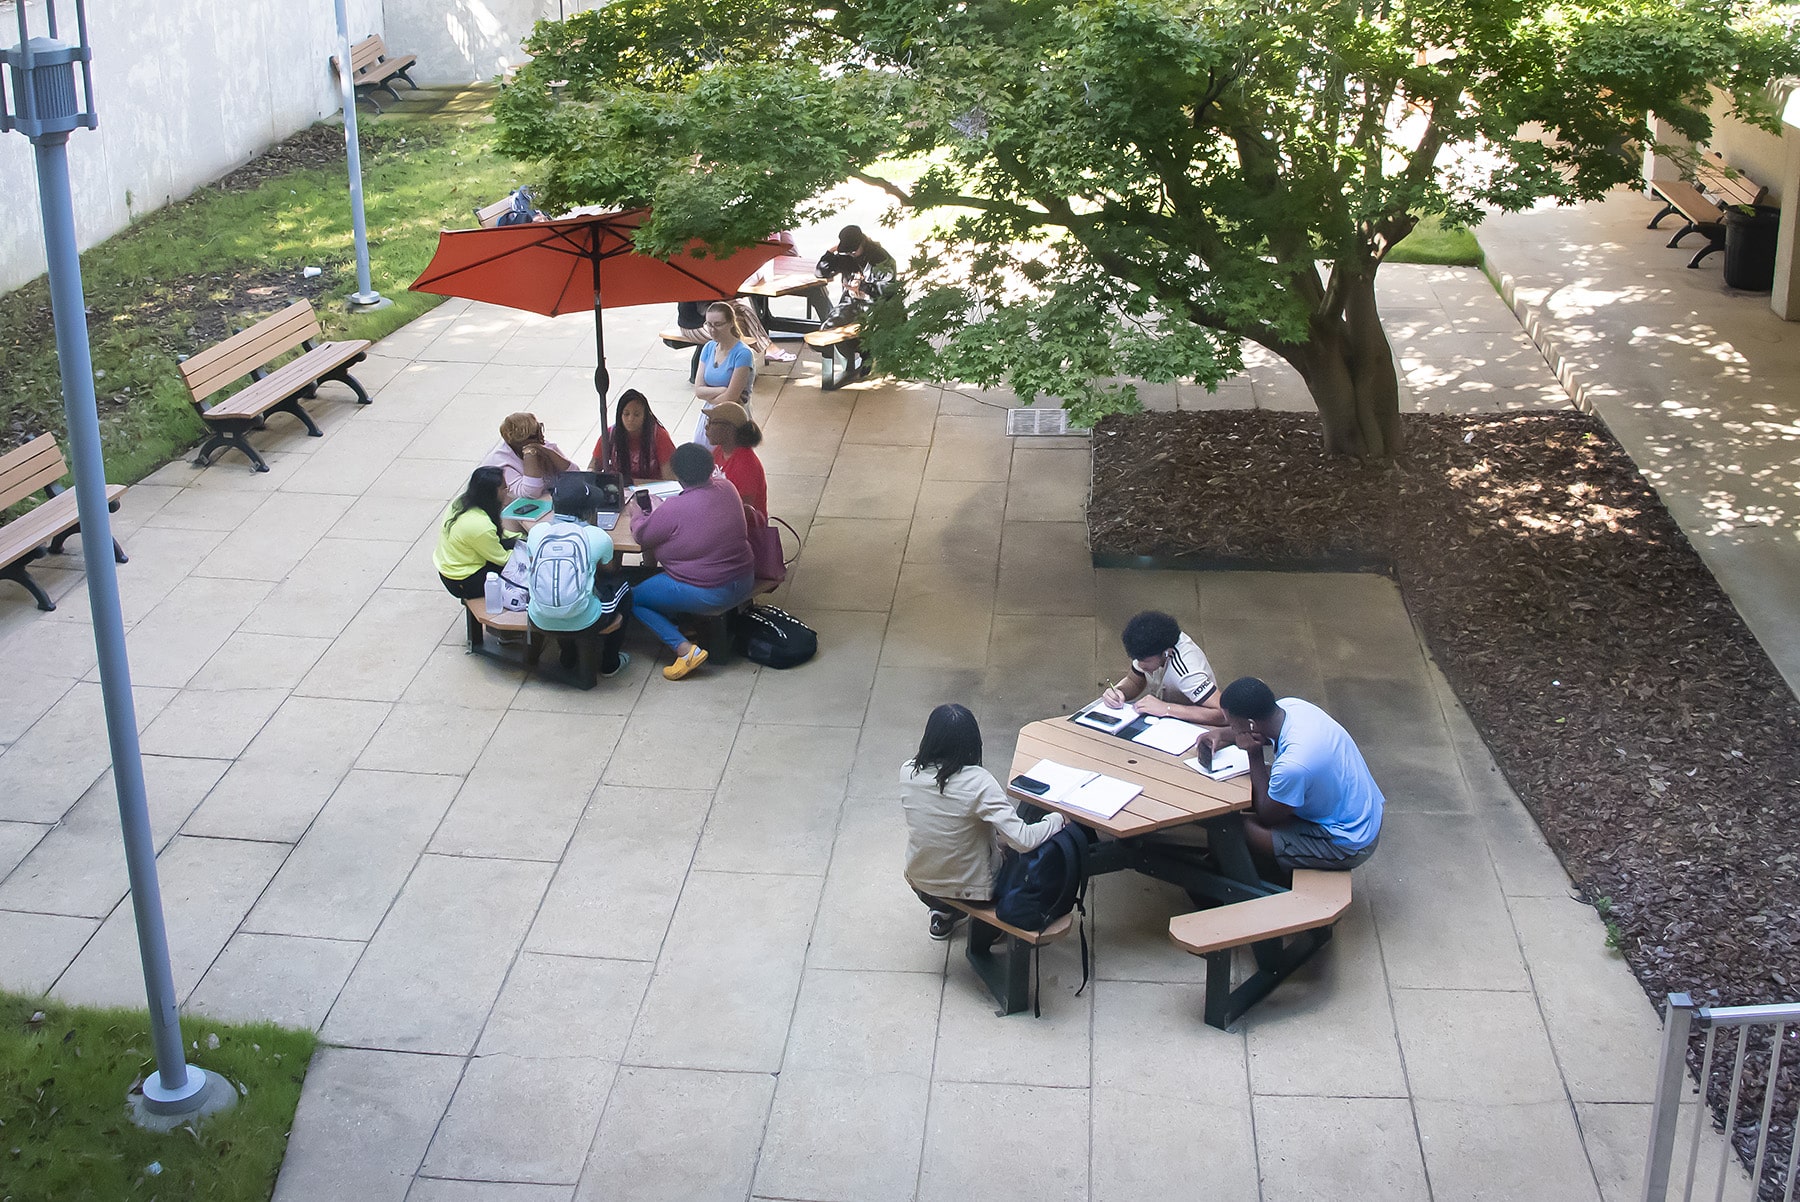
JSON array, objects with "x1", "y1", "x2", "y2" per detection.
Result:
[
  {"x1": 732, "y1": 603, "x2": 817, "y2": 668},
  {"x1": 994, "y1": 824, "x2": 1089, "y2": 931},
  {"x1": 992, "y1": 824, "x2": 1092, "y2": 1014}
]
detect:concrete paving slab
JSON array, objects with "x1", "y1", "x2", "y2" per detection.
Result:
[
  {"x1": 422, "y1": 1054, "x2": 615, "y2": 1186},
  {"x1": 273, "y1": 1047, "x2": 466, "y2": 1202},
  {"x1": 0, "y1": 909, "x2": 99, "y2": 994},
  {"x1": 1254, "y1": 1094, "x2": 1432, "y2": 1202},
  {"x1": 918, "y1": 1082, "x2": 1088, "y2": 1202},
  {"x1": 321, "y1": 853, "x2": 552, "y2": 1054},
  {"x1": 185, "y1": 932, "x2": 363, "y2": 1031},
  {"x1": 576, "y1": 1066, "x2": 775, "y2": 1202}
]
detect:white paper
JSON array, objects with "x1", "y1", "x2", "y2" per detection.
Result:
[
  {"x1": 1060, "y1": 774, "x2": 1142, "y2": 820},
  {"x1": 1023, "y1": 759, "x2": 1098, "y2": 802},
  {"x1": 1072, "y1": 699, "x2": 1136, "y2": 732},
  {"x1": 1130, "y1": 717, "x2": 1204, "y2": 755},
  {"x1": 638, "y1": 480, "x2": 684, "y2": 499},
  {"x1": 1184, "y1": 744, "x2": 1251, "y2": 781}
]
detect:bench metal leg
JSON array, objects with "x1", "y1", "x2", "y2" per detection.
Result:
[
  {"x1": 271, "y1": 395, "x2": 325, "y2": 438},
  {"x1": 323, "y1": 364, "x2": 373, "y2": 405},
  {"x1": 1201, "y1": 925, "x2": 1334, "y2": 1031},
  {"x1": 966, "y1": 919, "x2": 1033, "y2": 1016},
  {"x1": 382, "y1": 81, "x2": 404, "y2": 103},
  {"x1": 466, "y1": 607, "x2": 486, "y2": 652},
  {"x1": 194, "y1": 428, "x2": 269, "y2": 473},
  {"x1": 395, "y1": 67, "x2": 420, "y2": 90},
  {"x1": 1687, "y1": 238, "x2": 1725, "y2": 269},
  {"x1": 1647, "y1": 201, "x2": 1679, "y2": 229},
  {"x1": 819, "y1": 345, "x2": 849, "y2": 391},
  {"x1": 1, "y1": 555, "x2": 56, "y2": 611}
]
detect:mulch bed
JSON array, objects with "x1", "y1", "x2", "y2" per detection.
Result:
[{"x1": 1090, "y1": 408, "x2": 1799, "y2": 1196}]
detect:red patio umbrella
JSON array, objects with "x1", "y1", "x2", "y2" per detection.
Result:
[{"x1": 409, "y1": 208, "x2": 787, "y2": 468}]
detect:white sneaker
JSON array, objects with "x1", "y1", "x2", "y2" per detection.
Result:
[{"x1": 765, "y1": 348, "x2": 797, "y2": 363}]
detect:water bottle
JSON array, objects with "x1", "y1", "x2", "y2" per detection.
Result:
[{"x1": 483, "y1": 574, "x2": 503, "y2": 615}]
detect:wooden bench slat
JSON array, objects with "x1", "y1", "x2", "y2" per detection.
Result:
[
  {"x1": 464, "y1": 597, "x2": 530, "y2": 632},
  {"x1": 924, "y1": 891, "x2": 1075, "y2": 944},
  {"x1": 0, "y1": 435, "x2": 68, "y2": 507},
  {"x1": 804, "y1": 325, "x2": 861, "y2": 348},
  {"x1": 199, "y1": 340, "x2": 371, "y2": 421},
  {"x1": 180, "y1": 301, "x2": 321, "y2": 399},
  {"x1": 1168, "y1": 868, "x2": 1352, "y2": 955},
  {"x1": 0, "y1": 483, "x2": 127, "y2": 563}
]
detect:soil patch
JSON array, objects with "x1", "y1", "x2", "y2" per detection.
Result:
[{"x1": 1090, "y1": 408, "x2": 1799, "y2": 1196}]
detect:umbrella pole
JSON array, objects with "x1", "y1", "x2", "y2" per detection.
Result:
[{"x1": 592, "y1": 252, "x2": 611, "y2": 471}]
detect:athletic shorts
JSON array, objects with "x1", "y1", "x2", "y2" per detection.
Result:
[{"x1": 1271, "y1": 820, "x2": 1377, "y2": 870}]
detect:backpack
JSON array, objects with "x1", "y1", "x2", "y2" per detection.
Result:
[
  {"x1": 993, "y1": 824, "x2": 1090, "y2": 931},
  {"x1": 992, "y1": 824, "x2": 1093, "y2": 1015},
  {"x1": 529, "y1": 523, "x2": 592, "y2": 619},
  {"x1": 495, "y1": 187, "x2": 540, "y2": 226},
  {"x1": 732, "y1": 603, "x2": 816, "y2": 668}
]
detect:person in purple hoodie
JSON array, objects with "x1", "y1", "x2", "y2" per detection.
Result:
[{"x1": 628, "y1": 442, "x2": 757, "y2": 680}]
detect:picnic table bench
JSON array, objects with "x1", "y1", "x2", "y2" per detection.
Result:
[
  {"x1": 331, "y1": 34, "x2": 418, "y2": 114},
  {"x1": 908, "y1": 884, "x2": 1075, "y2": 1016},
  {"x1": 1648, "y1": 154, "x2": 1768, "y2": 269},
  {"x1": 1008, "y1": 713, "x2": 1356, "y2": 1029},
  {"x1": 179, "y1": 300, "x2": 372, "y2": 473},
  {"x1": 803, "y1": 324, "x2": 863, "y2": 391},
  {"x1": 0, "y1": 435, "x2": 127, "y2": 611}
]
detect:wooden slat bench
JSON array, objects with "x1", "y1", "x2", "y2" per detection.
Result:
[
  {"x1": 1168, "y1": 868, "x2": 1354, "y2": 1030},
  {"x1": 915, "y1": 886, "x2": 1076, "y2": 1016},
  {"x1": 179, "y1": 300, "x2": 372, "y2": 473},
  {"x1": 0, "y1": 435, "x2": 127, "y2": 612},
  {"x1": 1648, "y1": 155, "x2": 1768, "y2": 269},
  {"x1": 331, "y1": 34, "x2": 419, "y2": 114},
  {"x1": 803, "y1": 324, "x2": 864, "y2": 391}
]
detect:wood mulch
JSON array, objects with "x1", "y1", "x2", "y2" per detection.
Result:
[{"x1": 1090, "y1": 408, "x2": 1798, "y2": 1197}]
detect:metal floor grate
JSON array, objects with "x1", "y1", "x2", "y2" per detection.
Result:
[{"x1": 1005, "y1": 407, "x2": 1073, "y2": 436}]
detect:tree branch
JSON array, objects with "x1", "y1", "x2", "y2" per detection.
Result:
[{"x1": 848, "y1": 170, "x2": 915, "y2": 206}]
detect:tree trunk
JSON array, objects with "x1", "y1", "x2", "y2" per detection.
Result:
[{"x1": 1277, "y1": 273, "x2": 1404, "y2": 458}]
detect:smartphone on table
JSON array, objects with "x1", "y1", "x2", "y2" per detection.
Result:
[{"x1": 1009, "y1": 774, "x2": 1052, "y2": 796}]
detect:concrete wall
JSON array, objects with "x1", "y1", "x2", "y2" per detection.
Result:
[
  {"x1": 381, "y1": 0, "x2": 607, "y2": 85},
  {"x1": 1, "y1": 0, "x2": 383, "y2": 293},
  {"x1": 1705, "y1": 90, "x2": 1790, "y2": 205}
]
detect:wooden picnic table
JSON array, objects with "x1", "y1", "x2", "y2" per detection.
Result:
[
  {"x1": 737, "y1": 258, "x2": 831, "y2": 334},
  {"x1": 1006, "y1": 711, "x2": 1354, "y2": 1028}
]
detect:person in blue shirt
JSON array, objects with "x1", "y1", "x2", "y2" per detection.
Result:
[
  {"x1": 1214, "y1": 676, "x2": 1384, "y2": 870},
  {"x1": 524, "y1": 476, "x2": 632, "y2": 687}
]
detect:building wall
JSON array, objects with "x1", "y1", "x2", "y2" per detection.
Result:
[
  {"x1": 1705, "y1": 90, "x2": 1790, "y2": 205},
  {"x1": 1, "y1": 0, "x2": 383, "y2": 293}
]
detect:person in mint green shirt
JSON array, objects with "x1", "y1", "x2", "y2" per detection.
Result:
[
  {"x1": 525, "y1": 476, "x2": 632, "y2": 685},
  {"x1": 433, "y1": 467, "x2": 517, "y2": 599}
]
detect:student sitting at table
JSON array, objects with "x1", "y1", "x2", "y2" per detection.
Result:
[
  {"x1": 900, "y1": 703, "x2": 1069, "y2": 941},
  {"x1": 1101, "y1": 609, "x2": 1227, "y2": 727},
  {"x1": 691, "y1": 303, "x2": 756, "y2": 449},
  {"x1": 591, "y1": 388, "x2": 676, "y2": 484},
  {"x1": 432, "y1": 466, "x2": 518, "y2": 600},
  {"x1": 704, "y1": 401, "x2": 768, "y2": 518},
  {"x1": 1212, "y1": 676, "x2": 1384, "y2": 871},
  {"x1": 627, "y1": 443, "x2": 757, "y2": 681},
  {"x1": 671, "y1": 298, "x2": 796, "y2": 366},
  {"x1": 482, "y1": 411, "x2": 574, "y2": 501},
  {"x1": 525, "y1": 476, "x2": 632, "y2": 685}
]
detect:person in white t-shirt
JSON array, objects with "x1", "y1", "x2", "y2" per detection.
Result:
[{"x1": 1100, "y1": 610, "x2": 1226, "y2": 726}]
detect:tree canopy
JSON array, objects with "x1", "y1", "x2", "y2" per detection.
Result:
[{"x1": 495, "y1": 0, "x2": 1800, "y2": 456}]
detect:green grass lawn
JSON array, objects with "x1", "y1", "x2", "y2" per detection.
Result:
[
  {"x1": 1386, "y1": 214, "x2": 1484, "y2": 266},
  {"x1": 0, "y1": 992, "x2": 316, "y2": 1200},
  {"x1": 0, "y1": 87, "x2": 530, "y2": 486}
]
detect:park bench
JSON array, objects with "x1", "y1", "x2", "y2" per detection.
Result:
[
  {"x1": 803, "y1": 324, "x2": 864, "y2": 391},
  {"x1": 179, "y1": 300, "x2": 372, "y2": 473},
  {"x1": 331, "y1": 34, "x2": 419, "y2": 114},
  {"x1": 1648, "y1": 155, "x2": 1767, "y2": 269},
  {"x1": 0, "y1": 435, "x2": 127, "y2": 611},
  {"x1": 917, "y1": 888, "x2": 1077, "y2": 1016},
  {"x1": 1168, "y1": 868, "x2": 1353, "y2": 1030}
]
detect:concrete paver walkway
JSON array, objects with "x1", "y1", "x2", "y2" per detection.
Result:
[
  {"x1": 0, "y1": 265, "x2": 1751, "y2": 1199},
  {"x1": 1484, "y1": 190, "x2": 1800, "y2": 696}
]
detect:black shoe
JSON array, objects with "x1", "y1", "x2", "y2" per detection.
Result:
[{"x1": 928, "y1": 910, "x2": 963, "y2": 941}]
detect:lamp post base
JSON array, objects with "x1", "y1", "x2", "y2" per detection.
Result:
[
  {"x1": 128, "y1": 1066, "x2": 240, "y2": 1130},
  {"x1": 347, "y1": 292, "x2": 393, "y2": 311}
]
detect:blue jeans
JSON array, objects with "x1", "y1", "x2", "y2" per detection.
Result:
[{"x1": 632, "y1": 571, "x2": 754, "y2": 649}]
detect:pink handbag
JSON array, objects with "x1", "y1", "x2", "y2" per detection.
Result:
[{"x1": 744, "y1": 504, "x2": 795, "y2": 586}]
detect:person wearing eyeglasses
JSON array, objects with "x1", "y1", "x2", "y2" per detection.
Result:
[{"x1": 691, "y1": 302, "x2": 756, "y2": 449}]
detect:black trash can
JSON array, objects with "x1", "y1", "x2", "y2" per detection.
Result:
[{"x1": 1723, "y1": 205, "x2": 1781, "y2": 292}]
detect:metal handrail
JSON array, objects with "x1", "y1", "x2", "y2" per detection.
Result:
[{"x1": 1643, "y1": 992, "x2": 1800, "y2": 1202}]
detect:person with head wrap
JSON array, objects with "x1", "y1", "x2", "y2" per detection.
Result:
[{"x1": 481, "y1": 412, "x2": 573, "y2": 501}]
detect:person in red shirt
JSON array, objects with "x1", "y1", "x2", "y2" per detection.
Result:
[
  {"x1": 591, "y1": 389, "x2": 676, "y2": 484},
  {"x1": 705, "y1": 401, "x2": 768, "y2": 517}
]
